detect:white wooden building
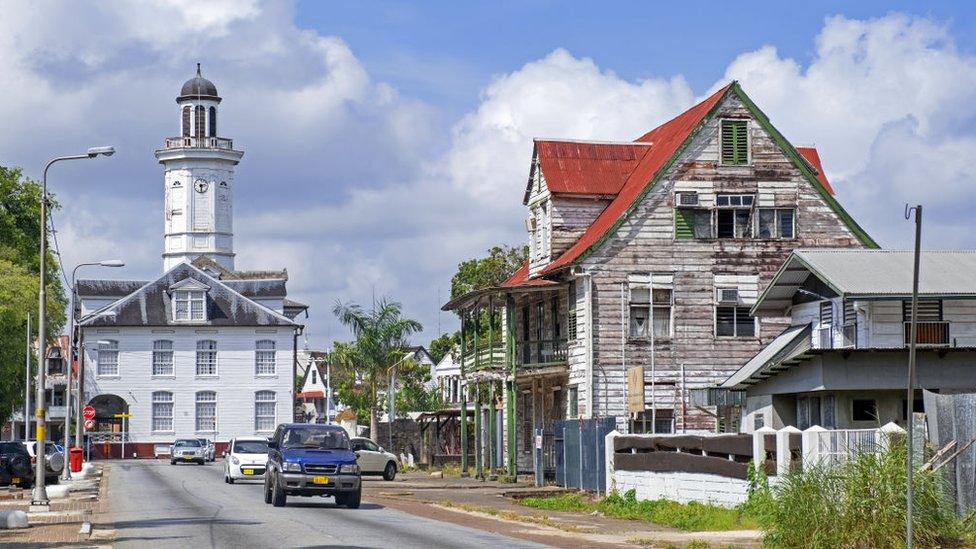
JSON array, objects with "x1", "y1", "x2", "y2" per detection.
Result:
[{"x1": 74, "y1": 67, "x2": 307, "y2": 457}]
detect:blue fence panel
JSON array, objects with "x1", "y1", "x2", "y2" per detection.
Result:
[{"x1": 554, "y1": 420, "x2": 566, "y2": 487}]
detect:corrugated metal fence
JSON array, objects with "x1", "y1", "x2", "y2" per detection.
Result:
[
  {"x1": 924, "y1": 390, "x2": 976, "y2": 515},
  {"x1": 553, "y1": 418, "x2": 616, "y2": 493}
]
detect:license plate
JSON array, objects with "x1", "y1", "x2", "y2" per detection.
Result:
[
  {"x1": 311, "y1": 475, "x2": 329, "y2": 485},
  {"x1": 184, "y1": 456, "x2": 194, "y2": 460},
  {"x1": 242, "y1": 468, "x2": 254, "y2": 475}
]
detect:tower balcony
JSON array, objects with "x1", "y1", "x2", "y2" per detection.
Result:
[{"x1": 164, "y1": 136, "x2": 234, "y2": 150}]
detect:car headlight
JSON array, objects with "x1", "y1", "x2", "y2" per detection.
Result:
[
  {"x1": 282, "y1": 461, "x2": 302, "y2": 472},
  {"x1": 339, "y1": 463, "x2": 360, "y2": 474},
  {"x1": 231, "y1": 456, "x2": 239, "y2": 465}
]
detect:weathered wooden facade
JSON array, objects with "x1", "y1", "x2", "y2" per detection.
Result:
[{"x1": 444, "y1": 81, "x2": 875, "y2": 476}]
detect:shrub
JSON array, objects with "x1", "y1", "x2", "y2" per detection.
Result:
[{"x1": 754, "y1": 442, "x2": 967, "y2": 548}]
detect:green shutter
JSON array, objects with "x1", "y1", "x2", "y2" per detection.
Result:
[
  {"x1": 675, "y1": 209, "x2": 694, "y2": 239},
  {"x1": 721, "y1": 120, "x2": 748, "y2": 165}
]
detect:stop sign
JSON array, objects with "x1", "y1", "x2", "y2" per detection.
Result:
[{"x1": 83, "y1": 405, "x2": 96, "y2": 420}]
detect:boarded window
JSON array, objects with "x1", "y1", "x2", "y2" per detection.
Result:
[
  {"x1": 194, "y1": 105, "x2": 206, "y2": 138},
  {"x1": 182, "y1": 106, "x2": 192, "y2": 137},
  {"x1": 820, "y1": 301, "x2": 833, "y2": 326},
  {"x1": 567, "y1": 280, "x2": 578, "y2": 340},
  {"x1": 208, "y1": 106, "x2": 217, "y2": 137},
  {"x1": 721, "y1": 119, "x2": 748, "y2": 165},
  {"x1": 902, "y1": 300, "x2": 942, "y2": 322}
]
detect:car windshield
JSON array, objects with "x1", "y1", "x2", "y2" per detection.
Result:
[
  {"x1": 281, "y1": 426, "x2": 350, "y2": 450},
  {"x1": 197, "y1": 439, "x2": 209, "y2": 445},
  {"x1": 175, "y1": 439, "x2": 201, "y2": 447},
  {"x1": 234, "y1": 440, "x2": 269, "y2": 454},
  {"x1": 0, "y1": 442, "x2": 26, "y2": 453}
]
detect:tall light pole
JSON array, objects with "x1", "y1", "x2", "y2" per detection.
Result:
[
  {"x1": 64, "y1": 260, "x2": 123, "y2": 480},
  {"x1": 905, "y1": 204, "x2": 923, "y2": 549},
  {"x1": 33, "y1": 147, "x2": 115, "y2": 508}
]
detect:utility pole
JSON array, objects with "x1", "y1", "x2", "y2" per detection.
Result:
[
  {"x1": 905, "y1": 204, "x2": 923, "y2": 549},
  {"x1": 24, "y1": 313, "x2": 31, "y2": 441}
]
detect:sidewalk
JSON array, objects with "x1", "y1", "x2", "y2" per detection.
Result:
[
  {"x1": 365, "y1": 471, "x2": 762, "y2": 548},
  {"x1": 0, "y1": 463, "x2": 111, "y2": 547}
]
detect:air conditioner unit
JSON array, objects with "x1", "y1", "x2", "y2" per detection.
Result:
[
  {"x1": 525, "y1": 217, "x2": 536, "y2": 232},
  {"x1": 717, "y1": 288, "x2": 740, "y2": 303},
  {"x1": 675, "y1": 192, "x2": 699, "y2": 207}
]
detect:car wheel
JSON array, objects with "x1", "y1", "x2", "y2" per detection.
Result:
[
  {"x1": 170, "y1": 460, "x2": 176, "y2": 465},
  {"x1": 263, "y1": 475, "x2": 272, "y2": 504},
  {"x1": 228, "y1": 476, "x2": 235, "y2": 484},
  {"x1": 48, "y1": 476, "x2": 59, "y2": 485},
  {"x1": 271, "y1": 474, "x2": 287, "y2": 507},
  {"x1": 344, "y1": 487, "x2": 361, "y2": 509},
  {"x1": 383, "y1": 462, "x2": 397, "y2": 481}
]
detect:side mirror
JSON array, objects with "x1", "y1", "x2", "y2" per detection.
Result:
[
  {"x1": 268, "y1": 440, "x2": 278, "y2": 449},
  {"x1": 222, "y1": 450, "x2": 228, "y2": 458},
  {"x1": 378, "y1": 447, "x2": 385, "y2": 453}
]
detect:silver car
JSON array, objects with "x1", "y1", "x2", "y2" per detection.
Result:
[
  {"x1": 170, "y1": 439, "x2": 207, "y2": 465},
  {"x1": 196, "y1": 438, "x2": 216, "y2": 462}
]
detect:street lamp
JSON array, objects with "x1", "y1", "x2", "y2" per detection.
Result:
[
  {"x1": 64, "y1": 260, "x2": 124, "y2": 480},
  {"x1": 33, "y1": 147, "x2": 114, "y2": 508}
]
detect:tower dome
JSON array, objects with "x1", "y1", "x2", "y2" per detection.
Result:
[{"x1": 178, "y1": 63, "x2": 220, "y2": 102}]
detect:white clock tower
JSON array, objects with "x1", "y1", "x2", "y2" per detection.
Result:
[{"x1": 156, "y1": 64, "x2": 244, "y2": 271}]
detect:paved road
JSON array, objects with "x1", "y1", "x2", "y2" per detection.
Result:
[{"x1": 105, "y1": 460, "x2": 548, "y2": 549}]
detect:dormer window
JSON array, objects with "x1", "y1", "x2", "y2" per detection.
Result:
[
  {"x1": 170, "y1": 277, "x2": 210, "y2": 321},
  {"x1": 174, "y1": 290, "x2": 206, "y2": 321}
]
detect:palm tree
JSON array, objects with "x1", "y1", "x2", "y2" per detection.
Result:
[{"x1": 331, "y1": 299, "x2": 423, "y2": 441}]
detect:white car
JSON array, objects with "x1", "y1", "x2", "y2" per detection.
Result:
[
  {"x1": 350, "y1": 437, "x2": 399, "y2": 480},
  {"x1": 224, "y1": 437, "x2": 270, "y2": 483}
]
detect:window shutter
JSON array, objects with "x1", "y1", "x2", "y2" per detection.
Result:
[
  {"x1": 721, "y1": 120, "x2": 748, "y2": 165},
  {"x1": 674, "y1": 209, "x2": 695, "y2": 239}
]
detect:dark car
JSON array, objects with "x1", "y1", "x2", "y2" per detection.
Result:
[
  {"x1": 264, "y1": 423, "x2": 361, "y2": 508},
  {"x1": 0, "y1": 442, "x2": 33, "y2": 488}
]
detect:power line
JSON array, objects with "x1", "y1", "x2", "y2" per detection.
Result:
[{"x1": 46, "y1": 209, "x2": 70, "y2": 290}]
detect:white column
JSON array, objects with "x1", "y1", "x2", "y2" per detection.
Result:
[
  {"x1": 752, "y1": 426, "x2": 776, "y2": 469},
  {"x1": 605, "y1": 429, "x2": 620, "y2": 494},
  {"x1": 776, "y1": 426, "x2": 801, "y2": 476},
  {"x1": 878, "y1": 421, "x2": 906, "y2": 454},
  {"x1": 801, "y1": 425, "x2": 828, "y2": 469}
]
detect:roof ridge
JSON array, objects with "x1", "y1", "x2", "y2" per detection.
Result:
[{"x1": 533, "y1": 138, "x2": 652, "y2": 146}]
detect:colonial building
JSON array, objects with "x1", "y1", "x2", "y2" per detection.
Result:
[
  {"x1": 75, "y1": 67, "x2": 307, "y2": 457},
  {"x1": 443, "y1": 81, "x2": 875, "y2": 475},
  {"x1": 715, "y1": 249, "x2": 976, "y2": 432}
]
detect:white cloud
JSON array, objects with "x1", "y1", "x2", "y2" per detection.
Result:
[{"x1": 5, "y1": 6, "x2": 976, "y2": 346}]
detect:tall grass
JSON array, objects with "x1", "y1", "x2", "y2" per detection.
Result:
[{"x1": 750, "y1": 442, "x2": 968, "y2": 548}]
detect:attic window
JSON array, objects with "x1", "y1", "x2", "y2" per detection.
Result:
[
  {"x1": 720, "y1": 120, "x2": 748, "y2": 165},
  {"x1": 174, "y1": 290, "x2": 206, "y2": 321}
]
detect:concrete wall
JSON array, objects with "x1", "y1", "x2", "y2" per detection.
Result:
[{"x1": 611, "y1": 470, "x2": 753, "y2": 507}]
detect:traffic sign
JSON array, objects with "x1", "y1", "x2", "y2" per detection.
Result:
[
  {"x1": 83, "y1": 405, "x2": 96, "y2": 420},
  {"x1": 84, "y1": 418, "x2": 95, "y2": 430}
]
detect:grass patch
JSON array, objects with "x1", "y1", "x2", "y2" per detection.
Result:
[
  {"x1": 520, "y1": 490, "x2": 758, "y2": 532},
  {"x1": 434, "y1": 463, "x2": 474, "y2": 477},
  {"x1": 626, "y1": 538, "x2": 735, "y2": 548}
]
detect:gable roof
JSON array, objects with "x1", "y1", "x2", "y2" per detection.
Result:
[
  {"x1": 77, "y1": 261, "x2": 300, "y2": 328},
  {"x1": 542, "y1": 84, "x2": 733, "y2": 274},
  {"x1": 540, "y1": 82, "x2": 875, "y2": 275},
  {"x1": 754, "y1": 249, "x2": 976, "y2": 314},
  {"x1": 527, "y1": 139, "x2": 651, "y2": 203},
  {"x1": 796, "y1": 146, "x2": 835, "y2": 195}
]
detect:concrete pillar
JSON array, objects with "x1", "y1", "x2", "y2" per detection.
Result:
[
  {"x1": 752, "y1": 426, "x2": 776, "y2": 469},
  {"x1": 776, "y1": 426, "x2": 801, "y2": 476},
  {"x1": 878, "y1": 421, "x2": 906, "y2": 454},
  {"x1": 801, "y1": 425, "x2": 828, "y2": 470},
  {"x1": 605, "y1": 429, "x2": 620, "y2": 494}
]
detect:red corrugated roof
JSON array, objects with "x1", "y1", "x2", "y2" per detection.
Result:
[
  {"x1": 542, "y1": 84, "x2": 733, "y2": 274},
  {"x1": 299, "y1": 390, "x2": 324, "y2": 399},
  {"x1": 533, "y1": 140, "x2": 650, "y2": 198},
  {"x1": 501, "y1": 260, "x2": 557, "y2": 288},
  {"x1": 796, "y1": 147, "x2": 835, "y2": 195}
]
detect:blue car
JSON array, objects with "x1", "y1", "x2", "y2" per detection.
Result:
[{"x1": 264, "y1": 423, "x2": 361, "y2": 508}]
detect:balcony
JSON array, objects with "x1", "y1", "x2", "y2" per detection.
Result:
[
  {"x1": 816, "y1": 323, "x2": 857, "y2": 350},
  {"x1": 164, "y1": 136, "x2": 234, "y2": 150},
  {"x1": 461, "y1": 343, "x2": 507, "y2": 372},
  {"x1": 904, "y1": 321, "x2": 950, "y2": 347}
]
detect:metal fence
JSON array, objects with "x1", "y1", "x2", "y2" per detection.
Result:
[{"x1": 552, "y1": 418, "x2": 616, "y2": 493}]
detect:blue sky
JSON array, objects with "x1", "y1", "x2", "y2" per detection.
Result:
[{"x1": 4, "y1": 1, "x2": 976, "y2": 347}]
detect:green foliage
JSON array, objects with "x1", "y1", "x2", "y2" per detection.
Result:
[
  {"x1": 330, "y1": 299, "x2": 423, "y2": 434},
  {"x1": 0, "y1": 166, "x2": 67, "y2": 424},
  {"x1": 428, "y1": 331, "x2": 458, "y2": 364},
  {"x1": 519, "y1": 490, "x2": 759, "y2": 532},
  {"x1": 450, "y1": 244, "x2": 528, "y2": 300},
  {"x1": 754, "y1": 442, "x2": 968, "y2": 548},
  {"x1": 394, "y1": 356, "x2": 442, "y2": 413}
]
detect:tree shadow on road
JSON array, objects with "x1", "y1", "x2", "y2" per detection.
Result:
[{"x1": 107, "y1": 516, "x2": 262, "y2": 529}]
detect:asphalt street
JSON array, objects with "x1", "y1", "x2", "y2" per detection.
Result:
[{"x1": 105, "y1": 460, "x2": 549, "y2": 549}]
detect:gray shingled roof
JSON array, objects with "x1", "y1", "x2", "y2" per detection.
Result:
[
  {"x1": 755, "y1": 249, "x2": 976, "y2": 314},
  {"x1": 78, "y1": 262, "x2": 298, "y2": 328}
]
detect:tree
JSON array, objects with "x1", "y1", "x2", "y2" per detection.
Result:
[
  {"x1": 0, "y1": 166, "x2": 67, "y2": 424},
  {"x1": 393, "y1": 357, "x2": 443, "y2": 414},
  {"x1": 450, "y1": 244, "x2": 528, "y2": 300},
  {"x1": 428, "y1": 332, "x2": 458, "y2": 364},
  {"x1": 331, "y1": 299, "x2": 423, "y2": 441}
]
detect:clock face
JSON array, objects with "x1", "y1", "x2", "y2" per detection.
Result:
[{"x1": 194, "y1": 179, "x2": 210, "y2": 194}]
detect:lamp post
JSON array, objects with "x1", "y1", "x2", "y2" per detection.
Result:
[
  {"x1": 64, "y1": 261, "x2": 123, "y2": 480},
  {"x1": 33, "y1": 147, "x2": 114, "y2": 507}
]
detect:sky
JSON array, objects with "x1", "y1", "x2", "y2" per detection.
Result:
[{"x1": 4, "y1": 1, "x2": 976, "y2": 349}]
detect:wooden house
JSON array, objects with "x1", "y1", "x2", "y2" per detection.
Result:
[{"x1": 443, "y1": 81, "x2": 875, "y2": 477}]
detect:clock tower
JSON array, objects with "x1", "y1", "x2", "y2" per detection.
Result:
[{"x1": 156, "y1": 64, "x2": 244, "y2": 271}]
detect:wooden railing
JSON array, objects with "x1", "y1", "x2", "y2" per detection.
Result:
[
  {"x1": 518, "y1": 338, "x2": 568, "y2": 367},
  {"x1": 460, "y1": 343, "x2": 507, "y2": 372},
  {"x1": 904, "y1": 321, "x2": 950, "y2": 347}
]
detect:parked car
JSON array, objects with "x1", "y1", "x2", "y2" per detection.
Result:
[
  {"x1": 224, "y1": 437, "x2": 270, "y2": 484},
  {"x1": 170, "y1": 439, "x2": 207, "y2": 465},
  {"x1": 22, "y1": 441, "x2": 64, "y2": 484},
  {"x1": 264, "y1": 423, "x2": 361, "y2": 508},
  {"x1": 350, "y1": 437, "x2": 399, "y2": 480},
  {"x1": 0, "y1": 442, "x2": 33, "y2": 488},
  {"x1": 197, "y1": 438, "x2": 216, "y2": 462}
]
